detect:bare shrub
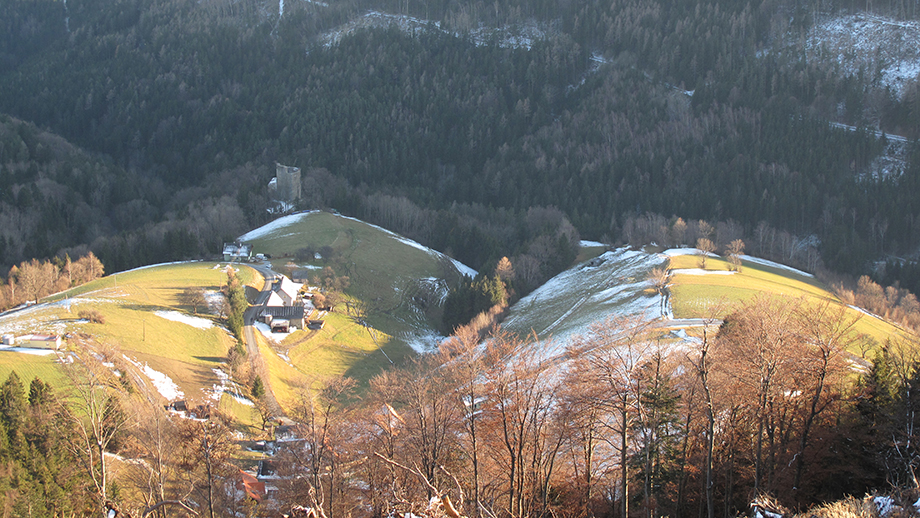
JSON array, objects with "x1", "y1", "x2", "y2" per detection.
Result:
[{"x1": 78, "y1": 309, "x2": 105, "y2": 324}]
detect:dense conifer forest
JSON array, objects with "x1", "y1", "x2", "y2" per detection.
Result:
[{"x1": 1, "y1": 0, "x2": 919, "y2": 282}]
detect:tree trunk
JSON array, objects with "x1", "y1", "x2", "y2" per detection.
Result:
[
  {"x1": 621, "y1": 406, "x2": 629, "y2": 518},
  {"x1": 99, "y1": 439, "x2": 107, "y2": 516}
]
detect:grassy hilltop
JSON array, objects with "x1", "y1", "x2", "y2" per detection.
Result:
[
  {"x1": 502, "y1": 245, "x2": 906, "y2": 361},
  {"x1": 1, "y1": 216, "x2": 909, "y2": 433},
  {"x1": 667, "y1": 251, "x2": 907, "y2": 352},
  {"x1": 0, "y1": 262, "x2": 261, "y2": 425}
]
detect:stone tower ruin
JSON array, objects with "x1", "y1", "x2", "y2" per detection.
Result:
[{"x1": 275, "y1": 163, "x2": 302, "y2": 203}]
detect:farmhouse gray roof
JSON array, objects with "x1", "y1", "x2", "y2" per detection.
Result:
[{"x1": 261, "y1": 306, "x2": 306, "y2": 319}]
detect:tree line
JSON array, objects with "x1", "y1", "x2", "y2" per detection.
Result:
[{"x1": 0, "y1": 252, "x2": 104, "y2": 311}]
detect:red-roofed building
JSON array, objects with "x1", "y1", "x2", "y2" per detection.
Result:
[{"x1": 236, "y1": 469, "x2": 266, "y2": 502}]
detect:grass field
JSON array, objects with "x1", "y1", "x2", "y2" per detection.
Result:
[
  {"x1": 256, "y1": 310, "x2": 415, "y2": 411},
  {"x1": 667, "y1": 253, "x2": 907, "y2": 350},
  {"x1": 242, "y1": 211, "x2": 469, "y2": 351},
  {"x1": 0, "y1": 262, "x2": 258, "y2": 406},
  {"x1": 0, "y1": 350, "x2": 66, "y2": 389}
]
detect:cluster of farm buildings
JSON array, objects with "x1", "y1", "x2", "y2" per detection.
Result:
[
  {"x1": 259, "y1": 275, "x2": 325, "y2": 333},
  {"x1": 221, "y1": 239, "x2": 326, "y2": 333}
]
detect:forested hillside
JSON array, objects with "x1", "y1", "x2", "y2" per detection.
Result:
[{"x1": 1, "y1": 0, "x2": 919, "y2": 279}]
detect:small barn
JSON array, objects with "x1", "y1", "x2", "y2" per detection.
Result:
[
  {"x1": 307, "y1": 320, "x2": 325, "y2": 330},
  {"x1": 18, "y1": 334, "x2": 62, "y2": 349},
  {"x1": 261, "y1": 306, "x2": 306, "y2": 330}
]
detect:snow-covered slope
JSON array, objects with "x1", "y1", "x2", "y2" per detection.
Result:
[
  {"x1": 501, "y1": 248, "x2": 667, "y2": 360},
  {"x1": 319, "y1": 11, "x2": 549, "y2": 49},
  {"x1": 807, "y1": 13, "x2": 920, "y2": 99}
]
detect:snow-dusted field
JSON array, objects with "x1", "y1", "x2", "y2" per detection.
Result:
[
  {"x1": 502, "y1": 248, "x2": 667, "y2": 360},
  {"x1": 209, "y1": 368, "x2": 254, "y2": 406},
  {"x1": 124, "y1": 355, "x2": 184, "y2": 401},
  {"x1": 154, "y1": 310, "x2": 214, "y2": 330},
  {"x1": 400, "y1": 329, "x2": 447, "y2": 354}
]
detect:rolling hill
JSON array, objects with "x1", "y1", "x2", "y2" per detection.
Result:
[
  {"x1": 239, "y1": 210, "x2": 476, "y2": 351},
  {"x1": 0, "y1": 211, "x2": 479, "y2": 423},
  {"x1": 0, "y1": 213, "x2": 909, "y2": 430},
  {"x1": 0, "y1": 262, "x2": 262, "y2": 425},
  {"x1": 502, "y1": 245, "x2": 907, "y2": 363}
]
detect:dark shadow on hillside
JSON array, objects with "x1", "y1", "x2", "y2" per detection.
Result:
[
  {"x1": 244, "y1": 286, "x2": 262, "y2": 303},
  {"x1": 341, "y1": 333, "x2": 415, "y2": 392},
  {"x1": 118, "y1": 303, "x2": 165, "y2": 313},
  {"x1": 193, "y1": 356, "x2": 227, "y2": 363}
]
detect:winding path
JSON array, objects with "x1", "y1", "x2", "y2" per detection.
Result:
[{"x1": 242, "y1": 263, "x2": 286, "y2": 418}]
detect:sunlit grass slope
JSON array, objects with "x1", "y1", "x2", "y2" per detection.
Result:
[
  {"x1": 0, "y1": 262, "x2": 254, "y2": 403},
  {"x1": 242, "y1": 211, "x2": 469, "y2": 349},
  {"x1": 257, "y1": 309, "x2": 416, "y2": 412},
  {"x1": 668, "y1": 253, "x2": 907, "y2": 350},
  {"x1": 0, "y1": 351, "x2": 65, "y2": 389}
]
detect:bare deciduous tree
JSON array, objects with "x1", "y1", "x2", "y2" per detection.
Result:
[
  {"x1": 725, "y1": 239, "x2": 745, "y2": 272},
  {"x1": 696, "y1": 238, "x2": 715, "y2": 269},
  {"x1": 60, "y1": 351, "x2": 132, "y2": 517}
]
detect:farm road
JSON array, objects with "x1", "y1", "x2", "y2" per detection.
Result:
[{"x1": 243, "y1": 263, "x2": 285, "y2": 418}]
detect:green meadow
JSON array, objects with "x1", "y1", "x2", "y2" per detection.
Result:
[
  {"x1": 667, "y1": 253, "x2": 907, "y2": 350},
  {"x1": 257, "y1": 310, "x2": 415, "y2": 412},
  {"x1": 0, "y1": 351, "x2": 65, "y2": 390},
  {"x1": 0, "y1": 262, "x2": 257, "y2": 403},
  {"x1": 244, "y1": 211, "x2": 467, "y2": 341}
]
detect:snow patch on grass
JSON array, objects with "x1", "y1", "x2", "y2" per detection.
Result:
[
  {"x1": 450, "y1": 259, "x2": 478, "y2": 278},
  {"x1": 238, "y1": 211, "x2": 319, "y2": 241},
  {"x1": 210, "y1": 368, "x2": 254, "y2": 406},
  {"x1": 154, "y1": 310, "x2": 213, "y2": 330},
  {"x1": 254, "y1": 321, "x2": 293, "y2": 342},
  {"x1": 124, "y1": 355, "x2": 183, "y2": 401},
  {"x1": 740, "y1": 255, "x2": 815, "y2": 278},
  {"x1": 401, "y1": 330, "x2": 446, "y2": 354},
  {"x1": 203, "y1": 290, "x2": 226, "y2": 315}
]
